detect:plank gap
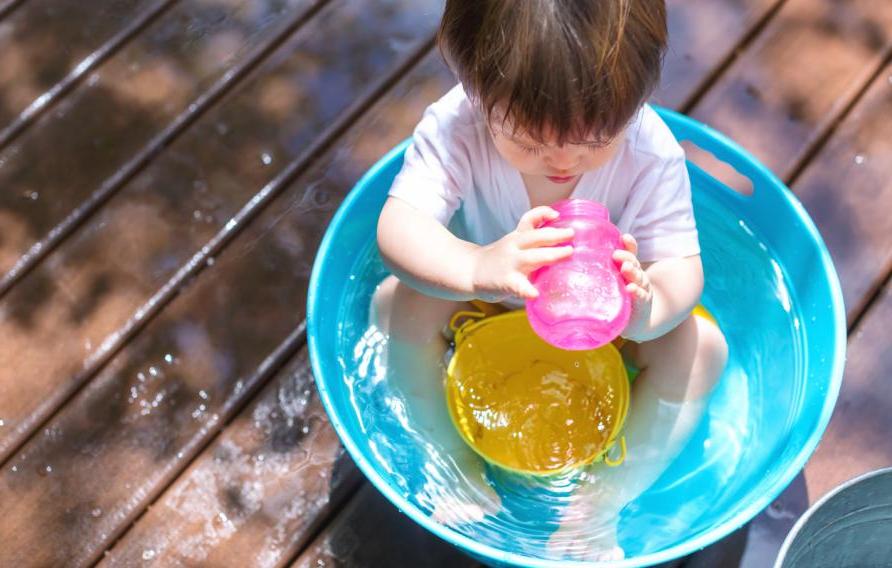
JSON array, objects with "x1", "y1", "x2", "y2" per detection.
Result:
[
  {"x1": 785, "y1": 48, "x2": 892, "y2": 188},
  {"x1": 0, "y1": 0, "x2": 331, "y2": 300},
  {"x1": 0, "y1": 0, "x2": 25, "y2": 21},
  {"x1": 0, "y1": 0, "x2": 181, "y2": 151},
  {"x1": 847, "y1": 259, "x2": 892, "y2": 335},
  {"x1": 679, "y1": 0, "x2": 790, "y2": 114}
]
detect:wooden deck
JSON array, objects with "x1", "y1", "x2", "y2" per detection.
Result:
[{"x1": 0, "y1": 0, "x2": 890, "y2": 565}]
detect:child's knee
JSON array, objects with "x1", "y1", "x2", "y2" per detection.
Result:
[
  {"x1": 694, "y1": 316, "x2": 728, "y2": 392},
  {"x1": 372, "y1": 276, "x2": 461, "y2": 344},
  {"x1": 370, "y1": 275, "x2": 399, "y2": 331},
  {"x1": 372, "y1": 275, "x2": 434, "y2": 319},
  {"x1": 372, "y1": 275, "x2": 399, "y2": 310}
]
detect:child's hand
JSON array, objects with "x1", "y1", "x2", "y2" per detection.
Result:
[
  {"x1": 470, "y1": 206, "x2": 574, "y2": 302},
  {"x1": 613, "y1": 234, "x2": 653, "y2": 338}
]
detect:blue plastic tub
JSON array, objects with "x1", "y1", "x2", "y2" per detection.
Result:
[{"x1": 307, "y1": 107, "x2": 846, "y2": 566}]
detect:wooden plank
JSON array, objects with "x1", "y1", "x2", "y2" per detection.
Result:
[
  {"x1": 291, "y1": 484, "x2": 478, "y2": 568},
  {"x1": 792, "y1": 62, "x2": 892, "y2": 321},
  {"x1": 657, "y1": 0, "x2": 782, "y2": 110},
  {"x1": 0, "y1": 7, "x2": 446, "y2": 567},
  {"x1": 688, "y1": 0, "x2": 892, "y2": 180},
  {"x1": 0, "y1": 0, "x2": 439, "y2": 465},
  {"x1": 98, "y1": 50, "x2": 457, "y2": 566},
  {"x1": 0, "y1": 0, "x2": 319, "y2": 291},
  {"x1": 100, "y1": 349, "x2": 364, "y2": 567},
  {"x1": 736, "y1": 473, "x2": 809, "y2": 567},
  {"x1": 0, "y1": 0, "x2": 176, "y2": 145}
]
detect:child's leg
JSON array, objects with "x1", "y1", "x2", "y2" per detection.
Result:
[
  {"x1": 549, "y1": 314, "x2": 728, "y2": 559},
  {"x1": 370, "y1": 276, "x2": 500, "y2": 524},
  {"x1": 605, "y1": 314, "x2": 728, "y2": 501},
  {"x1": 625, "y1": 313, "x2": 729, "y2": 402}
]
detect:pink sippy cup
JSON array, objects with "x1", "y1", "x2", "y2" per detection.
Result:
[{"x1": 526, "y1": 199, "x2": 631, "y2": 350}]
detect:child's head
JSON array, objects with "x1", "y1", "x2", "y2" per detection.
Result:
[{"x1": 438, "y1": 0, "x2": 667, "y2": 181}]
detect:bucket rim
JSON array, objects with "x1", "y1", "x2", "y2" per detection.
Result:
[
  {"x1": 773, "y1": 466, "x2": 892, "y2": 568},
  {"x1": 445, "y1": 309, "x2": 629, "y2": 476}
]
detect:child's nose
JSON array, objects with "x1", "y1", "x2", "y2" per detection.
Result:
[{"x1": 546, "y1": 149, "x2": 581, "y2": 171}]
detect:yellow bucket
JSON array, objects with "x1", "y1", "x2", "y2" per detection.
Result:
[{"x1": 445, "y1": 310, "x2": 630, "y2": 476}]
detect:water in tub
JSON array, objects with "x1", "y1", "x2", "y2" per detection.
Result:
[{"x1": 338, "y1": 190, "x2": 802, "y2": 561}]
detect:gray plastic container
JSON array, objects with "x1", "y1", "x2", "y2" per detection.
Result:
[{"x1": 775, "y1": 467, "x2": 892, "y2": 567}]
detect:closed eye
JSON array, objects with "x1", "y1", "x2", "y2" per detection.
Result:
[
  {"x1": 518, "y1": 144, "x2": 543, "y2": 156},
  {"x1": 581, "y1": 139, "x2": 612, "y2": 151}
]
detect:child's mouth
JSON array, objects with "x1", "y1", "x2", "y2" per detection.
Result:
[{"x1": 546, "y1": 175, "x2": 577, "y2": 184}]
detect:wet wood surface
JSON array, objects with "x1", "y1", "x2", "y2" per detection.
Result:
[
  {"x1": 0, "y1": 0, "x2": 890, "y2": 566},
  {"x1": 0, "y1": 0, "x2": 177, "y2": 147},
  {"x1": 791, "y1": 62, "x2": 892, "y2": 321},
  {"x1": 0, "y1": 0, "x2": 444, "y2": 565},
  {"x1": 805, "y1": 284, "x2": 892, "y2": 499},
  {"x1": 0, "y1": 0, "x2": 320, "y2": 289},
  {"x1": 100, "y1": 349, "x2": 364, "y2": 567},
  {"x1": 656, "y1": 0, "x2": 782, "y2": 110},
  {"x1": 0, "y1": 0, "x2": 440, "y2": 464},
  {"x1": 688, "y1": 0, "x2": 892, "y2": 180}
]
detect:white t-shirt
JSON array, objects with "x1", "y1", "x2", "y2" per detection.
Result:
[{"x1": 389, "y1": 84, "x2": 699, "y2": 264}]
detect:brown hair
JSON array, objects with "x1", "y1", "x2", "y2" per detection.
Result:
[{"x1": 438, "y1": 0, "x2": 667, "y2": 145}]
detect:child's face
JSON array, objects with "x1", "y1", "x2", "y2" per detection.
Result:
[{"x1": 488, "y1": 121, "x2": 625, "y2": 185}]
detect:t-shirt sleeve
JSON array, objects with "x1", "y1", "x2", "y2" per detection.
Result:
[
  {"x1": 387, "y1": 103, "x2": 471, "y2": 225},
  {"x1": 627, "y1": 154, "x2": 700, "y2": 263}
]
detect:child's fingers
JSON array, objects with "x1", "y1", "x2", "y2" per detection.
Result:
[
  {"x1": 517, "y1": 206, "x2": 559, "y2": 231},
  {"x1": 626, "y1": 283, "x2": 650, "y2": 301},
  {"x1": 511, "y1": 274, "x2": 540, "y2": 299},
  {"x1": 612, "y1": 249, "x2": 638, "y2": 266},
  {"x1": 621, "y1": 233, "x2": 638, "y2": 255},
  {"x1": 518, "y1": 227, "x2": 574, "y2": 248},
  {"x1": 520, "y1": 245, "x2": 574, "y2": 270},
  {"x1": 620, "y1": 261, "x2": 644, "y2": 284}
]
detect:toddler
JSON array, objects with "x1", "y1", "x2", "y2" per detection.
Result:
[{"x1": 371, "y1": 0, "x2": 728, "y2": 560}]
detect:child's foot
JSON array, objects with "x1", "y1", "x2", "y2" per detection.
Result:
[
  {"x1": 547, "y1": 523, "x2": 625, "y2": 561},
  {"x1": 428, "y1": 478, "x2": 502, "y2": 527},
  {"x1": 430, "y1": 494, "x2": 489, "y2": 526},
  {"x1": 427, "y1": 451, "x2": 503, "y2": 528},
  {"x1": 546, "y1": 481, "x2": 625, "y2": 561}
]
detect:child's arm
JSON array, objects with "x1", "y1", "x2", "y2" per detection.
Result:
[
  {"x1": 377, "y1": 197, "x2": 575, "y2": 302},
  {"x1": 614, "y1": 234, "x2": 704, "y2": 342}
]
